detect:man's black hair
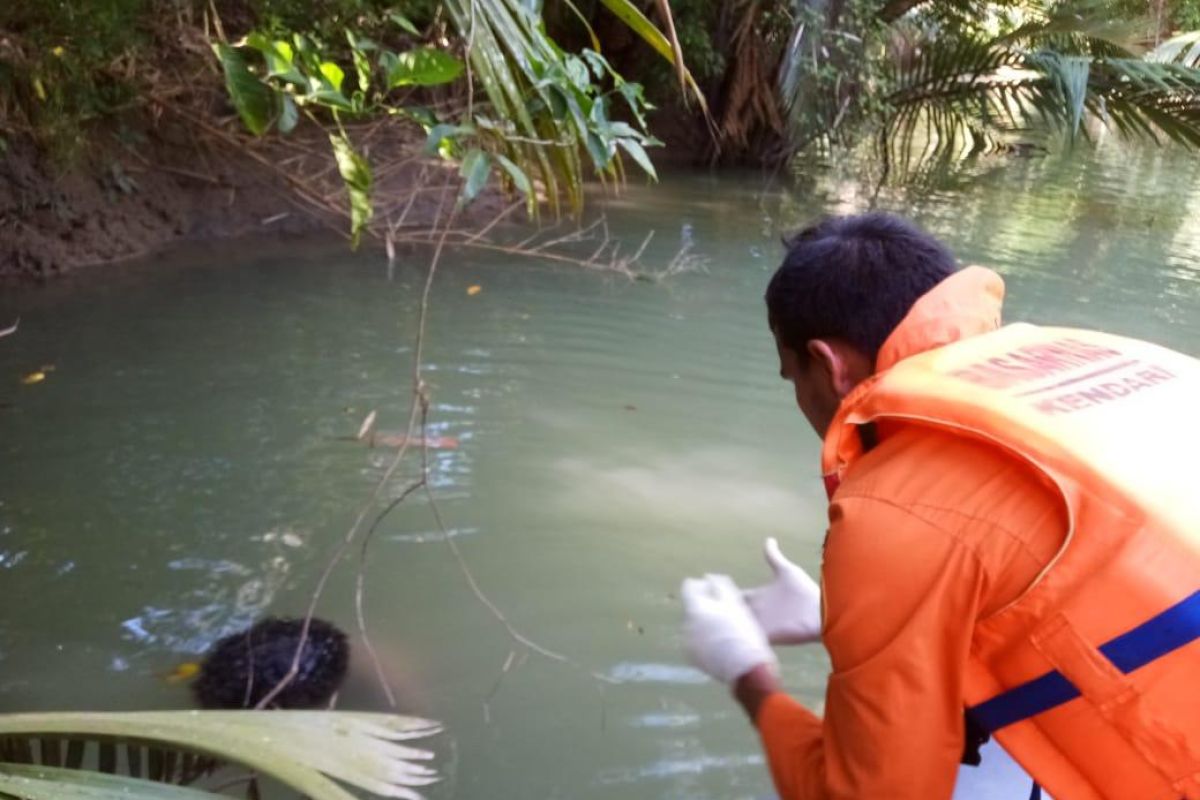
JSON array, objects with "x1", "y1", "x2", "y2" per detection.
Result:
[{"x1": 765, "y1": 212, "x2": 958, "y2": 363}]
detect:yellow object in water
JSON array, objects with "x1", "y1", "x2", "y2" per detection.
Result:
[
  {"x1": 20, "y1": 371, "x2": 45, "y2": 385},
  {"x1": 467, "y1": 285, "x2": 482, "y2": 296},
  {"x1": 165, "y1": 662, "x2": 201, "y2": 684}
]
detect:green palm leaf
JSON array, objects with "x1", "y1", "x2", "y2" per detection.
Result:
[
  {"x1": 1149, "y1": 31, "x2": 1200, "y2": 68},
  {"x1": 877, "y1": 7, "x2": 1200, "y2": 175},
  {"x1": 0, "y1": 764, "x2": 218, "y2": 800},
  {"x1": 0, "y1": 711, "x2": 442, "y2": 800}
]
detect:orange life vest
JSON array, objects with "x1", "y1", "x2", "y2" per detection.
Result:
[{"x1": 822, "y1": 319, "x2": 1200, "y2": 800}]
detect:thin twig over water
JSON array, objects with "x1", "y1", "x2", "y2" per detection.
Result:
[{"x1": 259, "y1": 180, "x2": 706, "y2": 710}]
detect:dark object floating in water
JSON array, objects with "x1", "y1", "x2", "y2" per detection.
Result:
[{"x1": 192, "y1": 617, "x2": 350, "y2": 709}]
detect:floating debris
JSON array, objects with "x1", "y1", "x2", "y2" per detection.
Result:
[
  {"x1": 366, "y1": 432, "x2": 459, "y2": 449},
  {"x1": 467, "y1": 285, "x2": 482, "y2": 296},
  {"x1": 20, "y1": 364, "x2": 53, "y2": 385},
  {"x1": 164, "y1": 661, "x2": 202, "y2": 684},
  {"x1": 356, "y1": 409, "x2": 378, "y2": 440}
]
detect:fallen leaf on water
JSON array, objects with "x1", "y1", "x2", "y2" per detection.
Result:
[
  {"x1": 356, "y1": 409, "x2": 378, "y2": 441},
  {"x1": 164, "y1": 662, "x2": 201, "y2": 684},
  {"x1": 467, "y1": 285, "x2": 482, "y2": 296},
  {"x1": 20, "y1": 371, "x2": 45, "y2": 385}
]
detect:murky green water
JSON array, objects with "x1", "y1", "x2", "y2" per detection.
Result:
[{"x1": 2, "y1": 142, "x2": 1200, "y2": 799}]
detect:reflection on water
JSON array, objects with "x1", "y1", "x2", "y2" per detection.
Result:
[
  {"x1": 607, "y1": 662, "x2": 709, "y2": 685},
  {"x1": 121, "y1": 541, "x2": 294, "y2": 655},
  {"x1": 1, "y1": 141, "x2": 1200, "y2": 797}
]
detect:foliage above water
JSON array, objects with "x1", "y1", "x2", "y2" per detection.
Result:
[
  {"x1": 0, "y1": 710, "x2": 443, "y2": 800},
  {"x1": 1, "y1": 0, "x2": 697, "y2": 245}
]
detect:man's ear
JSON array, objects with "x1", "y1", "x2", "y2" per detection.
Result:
[{"x1": 806, "y1": 339, "x2": 872, "y2": 398}]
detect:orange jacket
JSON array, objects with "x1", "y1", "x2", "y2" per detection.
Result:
[
  {"x1": 757, "y1": 267, "x2": 1065, "y2": 799},
  {"x1": 759, "y1": 267, "x2": 1200, "y2": 799}
]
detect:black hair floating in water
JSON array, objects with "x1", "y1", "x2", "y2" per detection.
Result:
[{"x1": 192, "y1": 617, "x2": 349, "y2": 709}]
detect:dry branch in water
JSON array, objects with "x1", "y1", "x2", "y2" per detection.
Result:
[{"x1": 390, "y1": 208, "x2": 709, "y2": 282}]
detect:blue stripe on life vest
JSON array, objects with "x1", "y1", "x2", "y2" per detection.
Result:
[{"x1": 967, "y1": 589, "x2": 1200, "y2": 733}]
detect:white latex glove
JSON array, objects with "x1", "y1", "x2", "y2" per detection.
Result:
[
  {"x1": 743, "y1": 537, "x2": 823, "y2": 645},
  {"x1": 681, "y1": 573, "x2": 777, "y2": 684}
]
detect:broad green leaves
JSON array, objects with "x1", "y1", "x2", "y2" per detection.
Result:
[
  {"x1": 212, "y1": 32, "x2": 466, "y2": 241},
  {"x1": 212, "y1": 0, "x2": 674, "y2": 230},
  {"x1": 459, "y1": 149, "x2": 493, "y2": 205},
  {"x1": 384, "y1": 48, "x2": 465, "y2": 87},
  {"x1": 213, "y1": 43, "x2": 271, "y2": 135}
]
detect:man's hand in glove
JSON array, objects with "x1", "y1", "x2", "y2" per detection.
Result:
[
  {"x1": 681, "y1": 573, "x2": 777, "y2": 684},
  {"x1": 743, "y1": 537, "x2": 822, "y2": 645}
]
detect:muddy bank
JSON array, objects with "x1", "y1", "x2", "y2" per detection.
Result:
[
  {"x1": 0, "y1": 114, "x2": 491, "y2": 284},
  {"x1": 2, "y1": 123, "x2": 301, "y2": 282}
]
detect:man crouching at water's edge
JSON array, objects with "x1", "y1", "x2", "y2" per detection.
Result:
[{"x1": 681, "y1": 212, "x2": 1200, "y2": 800}]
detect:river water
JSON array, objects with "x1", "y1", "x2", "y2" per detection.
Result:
[{"x1": 2, "y1": 142, "x2": 1200, "y2": 799}]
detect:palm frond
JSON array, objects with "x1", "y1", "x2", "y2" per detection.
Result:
[
  {"x1": 879, "y1": 8, "x2": 1200, "y2": 177},
  {"x1": 993, "y1": 0, "x2": 1147, "y2": 55},
  {"x1": 441, "y1": 0, "x2": 667, "y2": 216},
  {"x1": 0, "y1": 763, "x2": 219, "y2": 800},
  {"x1": 443, "y1": 0, "x2": 574, "y2": 214},
  {"x1": 1148, "y1": 30, "x2": 1200, "y2": 68},
  {"x1": 0, "y1": 711, "x2": 442, "y2": 800}
]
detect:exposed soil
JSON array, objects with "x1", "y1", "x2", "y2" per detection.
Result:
[
  {"x1": 0, "y1": 111, "x2": 495, "y2": 284},
  {"x1": 2, "y1": 122, "x2": 300, "y2": 282}
]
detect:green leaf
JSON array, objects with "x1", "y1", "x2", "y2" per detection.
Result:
[
  {"x1": 349, "y1": 33, "x2": 373, "y2": 93},
  {"x1": 386, "y1": 48, "x2": 465, "y2": 88},
  {"x1": 617, "y1": 81, "x2": 649, "y2": 127},
  {"x1": 0, "y1": 711, "x2": 441, "y2": 800},
  {"x1": 329, "y1": 133, "x2": 373, "y2": 247},
  {"x1": 319, "y1": 61, "x2": 345, "y2": 92},
  {"x1": 458, "y1": 149, "x2": 492, "y2": 205},
  {"x1": 390, "y1": 11, "x2": 421, "y2": 35},
  {"x1": 0, "y1": 763, "x2": 216, "y2": 800},
  {"x1": 424, "y1": 123, "x2": 474, "y2": 155},
  {"x1": 584, "y1": 130, "x2": 612, "y2": 169},
  {"x1": 617, "y1": 138, "x2": 657, "y2": 180},
  {"x1": 607, "y1": 121, "x2": 641, "y2": 138},
  {"x1": 581, "y1": 49, "x2": 609, "y2": 80},
  {"x1": 277, "y1": 93, "x2": 298, "y2": 133},
  {"x1": 245, "y1": 34, "x2": 304, "y2": 86},
  {"x1": 564, "y1": 56, "x2": 591, "y2": 91},
  {"x1": 495, "y1": 153, "x2": 533, "y2": 196},
  {"x1": 310, "y1": 89, "x2": 356, "y2": 111},
  {"x1": 212, "y1": 43, "x2": 272, "y2": 136},
  {"x1": 1149, "y1": 31, "x2": 1200, "y2": 67},
  {"x1": 593, "y1": 0, "x2": 707, "y2": 111},
  {"x1": 1032, "y1": 51, "x2": 1091, "y2": 137}
]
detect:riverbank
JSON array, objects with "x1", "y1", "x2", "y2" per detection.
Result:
[{"x1": 1, "y1": 111, "x2": 504, "y2": 284}]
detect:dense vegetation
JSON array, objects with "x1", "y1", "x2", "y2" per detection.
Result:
[{"x1": 2, "y1": 0, "x2": 1200, "y2": 240}]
